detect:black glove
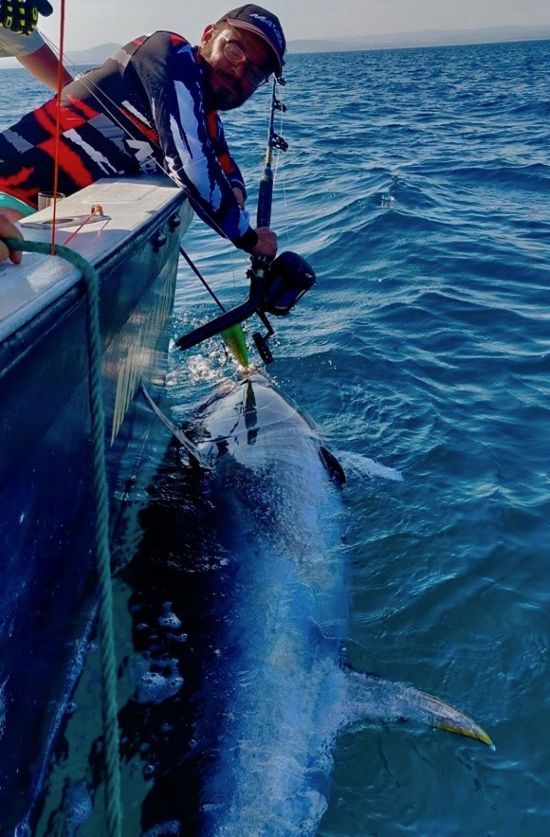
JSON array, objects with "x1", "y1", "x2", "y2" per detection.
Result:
[{"x1": 0, "y1": 0, "x2": 53, "y2": 36}]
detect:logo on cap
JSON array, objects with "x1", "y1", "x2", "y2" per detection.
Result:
[{"x1": 249, "y1": 12, "x2": 285, "y2": 52}]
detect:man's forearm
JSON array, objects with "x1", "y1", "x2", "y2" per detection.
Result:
[{"x1": 17, "y1": 42, "x2": 72, "y2": 89}]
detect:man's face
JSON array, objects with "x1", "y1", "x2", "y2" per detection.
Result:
[{"x1": 200, "y1": 23, "x2": 274, "y2": 111}]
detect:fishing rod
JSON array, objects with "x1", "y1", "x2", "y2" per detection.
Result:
[
  {"x1": 250, "y1": 77, "x2": 289, "y2": 363},
  {"x1": 176, "y1": 78, "x2": 315, "y2": 363}
]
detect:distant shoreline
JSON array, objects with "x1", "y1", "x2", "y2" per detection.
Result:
[
  {"x1": 288, "y1": 34, "x2": 550, "y2": 57},
  {"x1": 1, "y1": 28, "x2": 549, "y2": 68},
  {"x1": 288, "y1": 27, "x2": 550, "y2": 55}
]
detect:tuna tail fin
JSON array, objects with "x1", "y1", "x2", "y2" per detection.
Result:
[{"x1": 345, "y1": 669, "x2": 494, "y2": 749}]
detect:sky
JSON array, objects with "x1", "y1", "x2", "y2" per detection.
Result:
[{"x1": 36, "y1": 0, "x2": 550, "y2": 52}]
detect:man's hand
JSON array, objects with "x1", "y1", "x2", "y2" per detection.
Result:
[
  {"x1": 0, "y1": 0, "x2": 53, "y2": 36},
  {"x1": 251, "y1": 227, "x2": 277, "y2": 260},
  {"x1": 0, "y1": 213, "x2": 23, "y2": 264}
]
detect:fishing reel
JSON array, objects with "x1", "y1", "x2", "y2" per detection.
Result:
[
  {"x1": 175, "y1": 250, "x2": 315, "y2": 364},
  {"x1": 261, "y1": 251, "x2": 316, "y2": 316},
  {"x1": 251, "y1": 251, "x2": 316, "y2": 363}
]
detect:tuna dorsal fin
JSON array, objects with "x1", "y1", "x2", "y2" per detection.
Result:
[
  {"x1": 344, "y1": 668, "x2": 493, "y2": 748},
  {"x1": 319, "y1": 446, "x2": 346, "y2": 485}
]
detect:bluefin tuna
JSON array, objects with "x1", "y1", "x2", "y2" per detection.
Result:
[{"x1": 182, "y1": 373, "x2": 492, "y2": 835}]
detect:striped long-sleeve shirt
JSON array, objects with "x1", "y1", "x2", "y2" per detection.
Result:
[{"x1": 0, "y1": 31, "x2": 258, "y2": 251}]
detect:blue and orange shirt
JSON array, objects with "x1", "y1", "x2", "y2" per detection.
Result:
[{"x1": 0, "y1": 31, "x2": 258, "y2": 251}]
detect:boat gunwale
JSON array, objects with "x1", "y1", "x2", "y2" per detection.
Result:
[{"x1": 0, "y1": 178, "x2": 190, "y2": 346}]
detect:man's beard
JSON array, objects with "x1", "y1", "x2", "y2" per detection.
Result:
[{"x1": 203, "y1": 64, "x2": 251, "y2": 111}]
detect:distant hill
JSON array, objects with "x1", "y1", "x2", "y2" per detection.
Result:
[
  {"x1": 0, "y1": 42, "x2": 121, "y2": 69},
  {"x1": 66, "y1": 42, "x2": 121, "y2": 65},
  {"x1": 288, "y1": 25, "x2": 550, "y2": 54},
  {"x1": 3, "y1": 26, "x2": 549, "y2": 70},
  {"x1": 70, "y1": 26, "x2": 550, "y2": 65}
]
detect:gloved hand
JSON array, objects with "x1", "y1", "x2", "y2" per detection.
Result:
[{"x1": 0, "y1": 0, "x2": 53, "y2": 36}]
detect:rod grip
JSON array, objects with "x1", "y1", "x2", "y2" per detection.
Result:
[{"x1": 256, "y1": 166, "x2": 273, "y2": 228}]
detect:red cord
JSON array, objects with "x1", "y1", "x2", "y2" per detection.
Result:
[{"x1": 50, "y1": 0, "x2": 67, "y2": 254}]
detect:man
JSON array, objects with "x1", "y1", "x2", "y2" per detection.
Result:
[
  {"x1": 0, "y1": 4, "x2": 284, "y2": 259},
  {"x1": 0, "y1": 0, "x2": 71, "y2": 89}
]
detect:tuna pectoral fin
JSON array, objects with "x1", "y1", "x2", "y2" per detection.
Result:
[
  {"x1": 319, "y1": 446, "x2": 346, "y2": 485},
  {"x1": 345, "y1": 669, "x2": 493, "y2": 748}
]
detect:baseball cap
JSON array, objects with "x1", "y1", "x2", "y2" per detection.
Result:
[{"x1": 217, "y1": 5, "x2": 286, "y2": 75}]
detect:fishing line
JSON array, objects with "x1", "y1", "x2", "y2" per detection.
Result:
[
  {"x1": 49, "y1": 0, "x2": 67, "y2": 252},
  {"x1": 178, "y1": 245, "x2": 226, "y2": 312}
]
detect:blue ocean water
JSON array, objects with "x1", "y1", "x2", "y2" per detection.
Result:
[
  {"x1": 170, "y1": 39, "x2": 550, "y2": 836},
  {"x1": 2, "y1": 37, "x2": 549, "y2": 834}
]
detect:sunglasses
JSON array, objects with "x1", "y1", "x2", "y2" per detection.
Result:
[{"x1": 221, "y1": 36, "x2": 271, "y2": 87}]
